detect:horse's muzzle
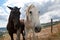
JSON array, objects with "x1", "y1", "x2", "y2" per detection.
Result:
[{"x1": 34, "y1": 26, "x2": 41, "y2": 33}]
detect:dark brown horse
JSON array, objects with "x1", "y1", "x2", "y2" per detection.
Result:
[{"x1": 7, "y1": 6, "x2": 25, "y2": 40}]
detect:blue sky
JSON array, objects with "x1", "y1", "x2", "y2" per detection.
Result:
[
  {"x1": 0, "y1": 0, "x2": 60, "y2": 28},
  {"x1": 0, "y1": 0, "x2": 7, "y2": 6}
]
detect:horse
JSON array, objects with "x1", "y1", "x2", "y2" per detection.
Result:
[
  {"x1": 7, "y1": 6, "x2": 25, "y2": 40},
  {"x1": 24, "y1": 4, "x2": 41, "y2": 40}
]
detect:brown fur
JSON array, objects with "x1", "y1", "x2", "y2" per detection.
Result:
[{"x1": 7, "y1": 6, "x2": 25, "y2": 40}]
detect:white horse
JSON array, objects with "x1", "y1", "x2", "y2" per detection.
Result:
[{"x1": 24, "y1": 4, "x2": 41, "y2": 40}]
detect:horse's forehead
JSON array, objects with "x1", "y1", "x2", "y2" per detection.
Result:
[
  {"x1": 11, "y1": 9, "x2": 19, "y2": 12},
  {"x1": 26, "y1": 4, "x2": 35, "y2": 10},
  {"x1": 29, "y1": 5, "x2": 38, "y2": 11},
  {"x1": 26, "y1": 4, "x2": 39, "y2": 15},
  {"x1": 30, "y1": 5, "x2": 35, "y2": 8},
  {"x1": 10, "y1": 10, "x2": 20, "y2": 16},
  {"x1": 29, "y1": 5, "x2": 36, "y2": 10},
  {"x1": 29, "y1": 8, "x2": 37, "y2": 12}
]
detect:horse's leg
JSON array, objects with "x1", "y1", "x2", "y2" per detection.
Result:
[
  {"x1": 24, "y1": 27, "x2": 28, "y2": 40},
  {"x1": 32, "y1": 27, "x2": 36, "y2": 40},
  {"x1": 9, "y1": 32, "x2": 14, "y2": 40},
  {"x1": 16, "y1": 28, "x2": 21, "y2": 40},
  {"x1": 21, "y1": 31, "x2": 25, "y2": 40}
]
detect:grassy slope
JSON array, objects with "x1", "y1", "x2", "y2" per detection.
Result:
[{"x1": 0, "y1": 23, "x2": 60, "y2": 40}]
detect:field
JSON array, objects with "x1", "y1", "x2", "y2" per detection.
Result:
[{"x1": 0, "y1": 23, "x2": 60, "y2": 40}]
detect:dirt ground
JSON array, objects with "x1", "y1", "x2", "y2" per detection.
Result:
[{"x1": 1, "y1": 23, "x2": 60, "y2": 40}]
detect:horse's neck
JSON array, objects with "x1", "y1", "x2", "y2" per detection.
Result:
[
  {"x1": 26, "y1": 16, "x2": 31, "y2": 24},
  {"x1": 25, "y1": 19, "x2": 33, "y2": 29}
]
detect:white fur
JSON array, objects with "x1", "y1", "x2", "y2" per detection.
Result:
[
  {"x1": 25, "y1": 4, "x2": 40, "y2": 40},
  {"x1": 25, "y1": 4, "x2": 40, "y2": 27}
]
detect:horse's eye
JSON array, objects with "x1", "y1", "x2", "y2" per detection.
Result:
[
  {"x1": 38, "y1": 11, "x2": 40, "y2": 13},
  {"x1": 29, "y1": 11, "x2": 32, "y2": 15}
]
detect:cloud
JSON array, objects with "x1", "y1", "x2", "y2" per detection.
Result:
[
  {"x1": 0, "y1": 14, "x2": 8, "y2": 27},
  {"x1": 40, "y1": 12, "x2": 51, "y2": 23},
  {"x1": 0, "y1": 6, "x2": 9, "y2": 27},
  {"x1": 40, "y1": 10, "x2": 60, "y2": 23},
  {"x1": 0, "y1": 6, "x2": 9, "y2": 21},
  {"x1": 0, "y1": 0, "x2": 60, "y2": 27},
  {"x1": 38, "y1": 0, "x2": 60, "y2": 23},
  {"x1": 3, "y1": 0, "x2": 31, "y2": 7},
  {"x1": 0, "y1": 21, "x2": 7, "y2": 28},
  {"x1": 0, "y1": 7, "x2": 8, "y2": 15}
]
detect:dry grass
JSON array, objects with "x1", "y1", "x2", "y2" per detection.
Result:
[{"x1": 0, "y1": 23, "x2": 60, "y2": 40}]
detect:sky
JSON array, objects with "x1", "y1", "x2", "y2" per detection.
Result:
[{"x1": 0, "y1": 0, "x2": 60, "y2": 28}]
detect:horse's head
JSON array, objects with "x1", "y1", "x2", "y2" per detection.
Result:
[
  {"x1": 7, "y1": 6, "x2": 21, "y2": 28},
  {"x1": 26, "y1": 4, "x2": 41, "y2": 33}
]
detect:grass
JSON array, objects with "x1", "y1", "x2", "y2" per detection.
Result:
[
  {"x1": 47, "y1": 33, "x2": 60, "y2": 40},
  {"x1": 46, "y1": 24, "x2": 60, "y2": 40},
  {"x1": 0, "y1": 35, "x2": 4, "y2": 40},
  {"x1": 0, "y1": 23, "x2": 60, "y2": 40},
  {"x1": 0, "y1": 32, "x2": 3, "y2": 37}
]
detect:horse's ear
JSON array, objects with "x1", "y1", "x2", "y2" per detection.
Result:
[
  {"x1": 7, "y1": 6, "x2": 13, "y2": 10},
  {"x1": 18, "y1": 7, "x2": 21, "y2": 10}
]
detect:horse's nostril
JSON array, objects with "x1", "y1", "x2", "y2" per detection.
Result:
[{"x1": 35, "y1": 27, "x2": 41, "y2": 33}]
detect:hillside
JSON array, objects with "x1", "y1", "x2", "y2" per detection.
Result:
[{"x1": 0, "y1": 23, "x2": 60, "y2": 40}]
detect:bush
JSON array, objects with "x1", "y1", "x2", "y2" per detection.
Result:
[{"x1": 0, "y1": 32, "x2": 3, "y2": 37}]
